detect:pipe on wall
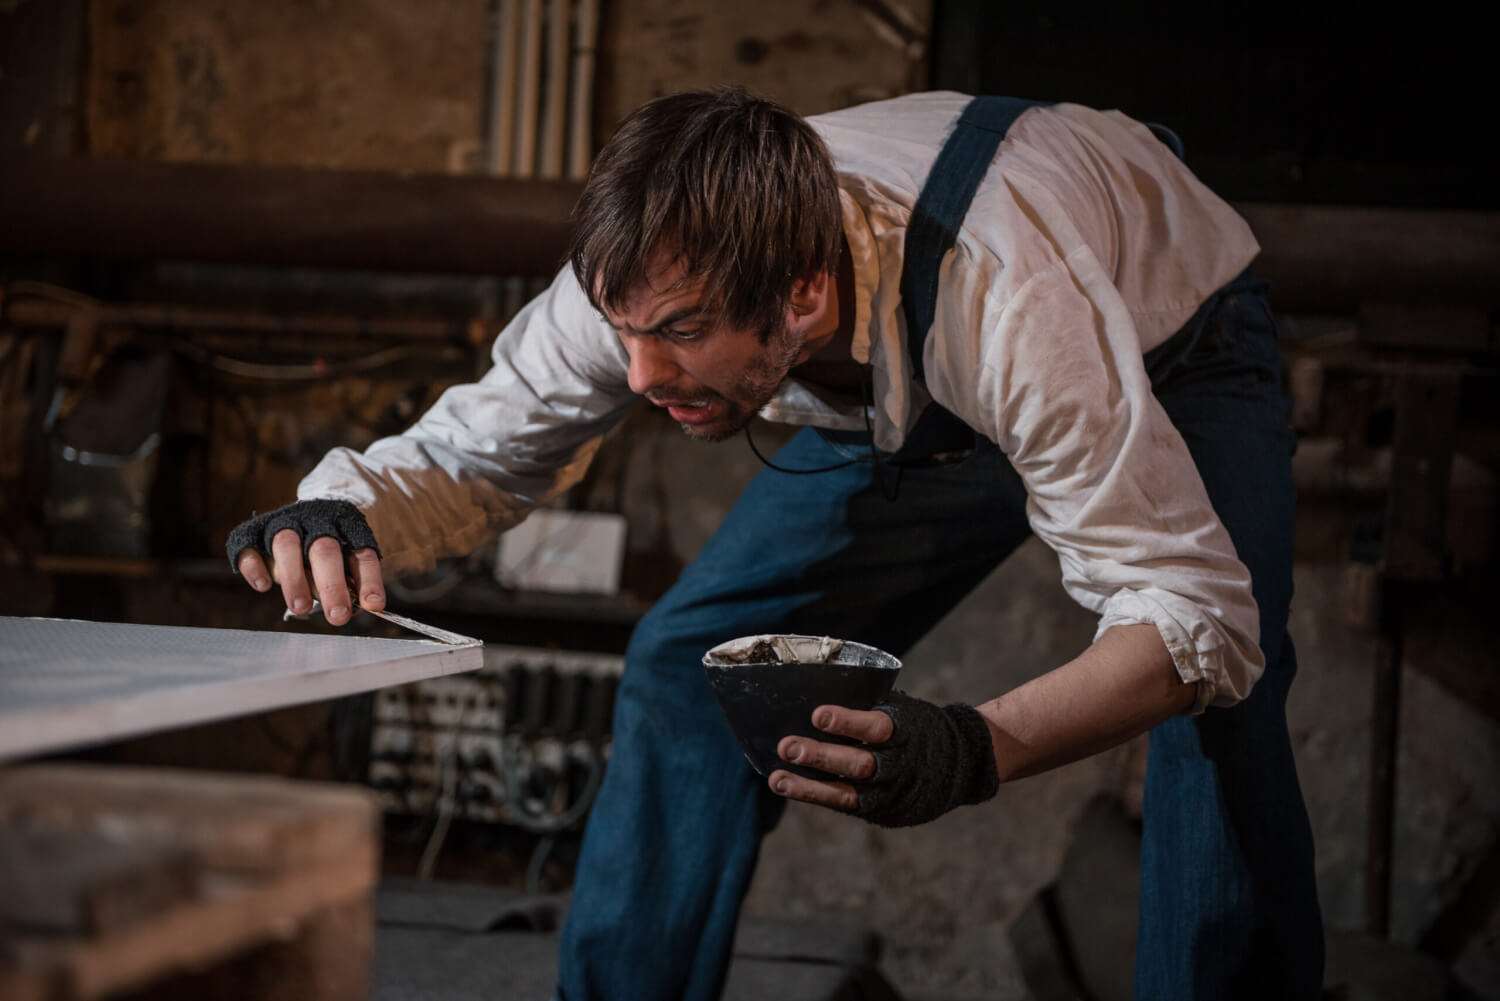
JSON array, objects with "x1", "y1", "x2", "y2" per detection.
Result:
[
  {"x1": 567, "y1": 0, "x2": 599, "y2": 180},
  {"x1": 514, "y1": 0, "x2": 543, "y2": 177},
  {"x1": 486, "y1": 0, "x2": 520, "y2": 176},
  {"x1": 541, "y1": 0, "x2": 570, "y2": 179},
  {"x1": 0, "y1": 157, "x2": 583, "y2": 278},
  {"x1": 3, "y1": 157, "x2": 1497, "y2": 309},
  {"x1": 1235, "y1": 204, "x2": 1500, "y2": 313}
]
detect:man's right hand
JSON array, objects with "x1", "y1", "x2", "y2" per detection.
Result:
[{"x1": 226, "y1": 499, "x2": 385, "y2": 627}]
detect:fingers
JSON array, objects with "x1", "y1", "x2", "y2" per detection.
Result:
[
  {"x1": 307, "y1": 536, "x2": 353, "y2": 625},
  {"x1": 766, "y1": 704, "x2": 898, "y2": 814},
  {"x1": 237, "y1": 550, "x2": 273, "y2": 592},
  {"x1": 270, "y1": 529, "x2": 314, "y2": 616},
  {"x1": 765, "y1": 704, "x2": 908, "y2": 815},
  {"x1": 777, "y1": 734, "x2": 876, "y2": 781},
  {"x1": 348, "y1": 547, "x2": 385, "y2": 611},
  {"x1": 767, "y1": 768, "x2": 858, "y2": 812},
  {"x1": 812, "y1": 704, "x2": 895, "y2": 745},
  {"x1": 262, "y1": 531, "x2": 381, "y2": 627}
]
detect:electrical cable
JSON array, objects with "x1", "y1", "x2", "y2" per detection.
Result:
[
  {"x1": 4, "y1": 281, "x2": 469, "y2": 386},
  {"x1": 861, "y1": 373, "x2": 903, "y2": 502},
  {"x1": 171, "y1": 340, "x2": 438, "y2": 381},
  {"x1": 503, "y1": 741, "x2": 605, "y2": 835},
  {"x1": 743, "y1": 421, "x2": 853, "y2": 473},
  {"x1": 525, "y1": 833, "x2": 557, "y2": 896},
  {"x1": 742, "y1": 366, "x2": 903, "y2": 501},
  {"x1": 417, "y1": 719, "x2": 463, "y2": 880}
]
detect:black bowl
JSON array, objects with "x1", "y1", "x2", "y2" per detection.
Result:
[{"x1": 703, "y1": 634, "x2": 901, "y2": 780}]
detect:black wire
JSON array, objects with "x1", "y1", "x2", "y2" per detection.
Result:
[
  {"x1": 743, "y1": 421, "x2": 853, "y2": 473},
  {"x1": 741, "y1": 367, "x2": 903, "y2": 501},
  {"x1": 862, "y1": 380, "x2": 903, "y2": 502}
]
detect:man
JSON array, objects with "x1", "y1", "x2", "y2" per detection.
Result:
[{"x1": 229, "y1": 88, "x2": 1323, "y2": 999}]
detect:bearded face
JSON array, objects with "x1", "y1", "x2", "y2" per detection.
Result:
[{"x1": 600, "y1": 255, "x2": 824, "y2": 443}]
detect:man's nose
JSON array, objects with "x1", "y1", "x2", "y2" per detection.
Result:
[{"x1": 624, "y1": 335, "x2": 677, "y2": 396}]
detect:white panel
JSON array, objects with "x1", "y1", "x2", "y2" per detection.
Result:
[
  {"x1": 495, "y1": 509, "x2": 627, "y2": 594},
  {"x1": 0, "y1": 616, "x2": 483, "y2": 762}
]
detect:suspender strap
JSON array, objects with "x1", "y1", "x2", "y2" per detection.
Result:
[{"x1": 900, "y1": 97, "x2": 1051, "y2": 381}]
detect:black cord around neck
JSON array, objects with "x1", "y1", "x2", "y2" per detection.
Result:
[
  {"x1": 742, "y1": 369, "x2": 903, "y2": 501},
  {"x1": 862, "y1": 377, "x2": 903, "y2": 502},
  {"x1": 743, "y1": 422, "x2": 854, "y2": 474}
]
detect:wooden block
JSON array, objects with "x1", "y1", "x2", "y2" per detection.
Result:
[
  {"x1": 0, "y1": 829, "x2": 199, "y2": 936},
  {"x1": 108, "y1": 897, "x2": 373, "y2": 1001},
  {"x1": 0, "y1": 968, "x2": 52, "y2": 1001},
  {"x1": 0, "y1": 764, "x2": 380, "y2": 1001},
  {"x1": 0, "y1": 765, "x2": 377, "y2": 874},
  {"x1": 2, "y1": 849, "x2": 377, "y2": 1000}
]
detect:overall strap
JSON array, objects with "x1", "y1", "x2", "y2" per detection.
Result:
[{"x1": 901, "y1": 96, "x2": 1051, "y2": 381}]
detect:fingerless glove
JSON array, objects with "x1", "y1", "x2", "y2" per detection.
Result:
[
  {"x1": 225, "y1": 499, "x2": 380, "y2": 573},
  {"x1": 852, "y1": 690, "x2": 1000, "y2": 828}
]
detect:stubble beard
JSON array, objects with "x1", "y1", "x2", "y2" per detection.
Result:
[{"x1": 678, "y1": 322, "x2": 803, "y2": 443}]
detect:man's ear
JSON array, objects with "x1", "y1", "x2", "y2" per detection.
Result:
[{"x1": 788, "y1": 268, "x2": 831, "y2": 317}]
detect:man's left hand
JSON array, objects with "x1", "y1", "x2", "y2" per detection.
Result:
[
  {"x1": 768, "y1": 705, "x2": 894, "y2": 812},
  {"x1": 768, "y1": 691, "x2": 1002, "y2": 828}
]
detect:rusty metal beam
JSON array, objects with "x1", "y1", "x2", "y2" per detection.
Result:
[
  {"x1": 1236, "y1": 203, "x2": 1500, "y2": 313},
  {"x1": 0, "y1": 157, "x2": 584, "y2": 278},
  {"x1": 3, "y1": 158, "x2": 1499, "y2": 313},
  {"x1": 2, "y1": 298, "x2": 486, "y2": 344},
  {"x1": 1363, "y1": 369, "x2": 1463, "y2": 938}
]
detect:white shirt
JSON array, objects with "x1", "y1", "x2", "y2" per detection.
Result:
[{"x1": 298, "y1": 92, "x2": 1265, "y2": 710}]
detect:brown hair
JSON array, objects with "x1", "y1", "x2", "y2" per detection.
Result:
[{"x1": 569, "y1": 87, "x2": 842, "y2": 341}]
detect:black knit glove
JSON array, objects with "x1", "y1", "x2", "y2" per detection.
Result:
[
  {"x1": 852, "y1": 690, "x2": 1000, "y2": 828},
  {"x1": 225, "y1": 499, "x2": 380, "y2": 574}
]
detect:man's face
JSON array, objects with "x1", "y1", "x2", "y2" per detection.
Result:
[{"x1": 599, "y1": 258, "x2": 821, "y2": 442}]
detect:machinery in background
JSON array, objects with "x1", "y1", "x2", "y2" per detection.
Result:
[{"x1": 368, "y1": 643, "x2": 623, "y2": 875}]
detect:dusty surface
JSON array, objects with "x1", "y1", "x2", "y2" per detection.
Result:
[
  {"x1": 87, "y1": 0, "x2": 487, "y2": 169},
  {"x1": 597, "y1": 0, "x2": 932, "y2": 125}
]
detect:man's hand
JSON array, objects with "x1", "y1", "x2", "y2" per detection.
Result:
[
  {"x1": 227, "y1": 499, "x2": 385, "y2": 626},
  {"x1": 767, "y1": 690, "x2": 1001, "y2": 828},
  {"x1": 767, "y1": 705, "x2": 895, "y2": 812}
]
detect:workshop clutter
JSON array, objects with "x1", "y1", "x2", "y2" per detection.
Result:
[{"x1": 368, "y1": 644, "x2": 622, "y2": 833}]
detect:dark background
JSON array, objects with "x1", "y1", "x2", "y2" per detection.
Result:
[{"x1": 932, "y1": 0, "x2": 1494, "y2": 209}]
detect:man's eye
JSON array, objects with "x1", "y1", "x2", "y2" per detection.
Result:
[{"x1": 664, "y1": 328, "x2": 703, "y2": 342}]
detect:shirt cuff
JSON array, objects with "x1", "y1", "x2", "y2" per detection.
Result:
[{"x1": 1094, "y1": 587, "x2": 1261, "y2": 714}]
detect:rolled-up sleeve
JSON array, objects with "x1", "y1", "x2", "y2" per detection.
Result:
[
  {"x1": 297, "y1": 267, "x2": 637, "y2": 578},
  {"x1": 927, "y1": 245, "x2": 1264, "y2": 710}
]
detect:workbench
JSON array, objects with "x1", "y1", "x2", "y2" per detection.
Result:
[{"x1": 0, "y1": 615, "x2": 484, "y2": 1001}]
